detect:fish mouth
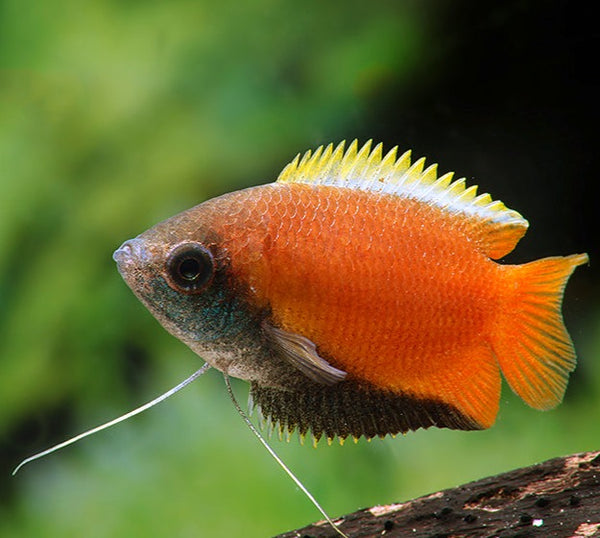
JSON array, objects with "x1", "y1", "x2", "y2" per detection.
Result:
[{"x1": 113, "y1": 238, "x2": 151, "y2": 272}]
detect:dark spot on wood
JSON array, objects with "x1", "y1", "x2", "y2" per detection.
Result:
[
  {"x1": 463, "y1": 514, "x2": 478, "y2": 523},
  {"x1": 590, "y1": 454, "x2": 600, "y2": 466},
  {"x1": 435, "y1": 506, "x2": 453, "y2": 518},
  {"x1": 413, "y1": 511, "x2": 437, "y2": 522},
  {"x1": 534, "y1": 497, "x2": 550, "y2": 508},
  {"x1": 519, "y1": 513, "x2": 533, "y2": 525},
  {"x1": 383, "y1": 519, "x2": 394, "y2": 531},
  {"x1": 569, "y1": 495, "x2": 581, "y2": 507}
]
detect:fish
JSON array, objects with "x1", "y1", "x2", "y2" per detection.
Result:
[{"x1": 113, "y1": 140, "x2": 588, "y2": 443}]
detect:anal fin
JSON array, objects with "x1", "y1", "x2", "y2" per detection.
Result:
[
  {"x1": 250, "y1": 379, "x2": 483, "y2": 444},
  {"x1": 405, "y1": 342, "x2": 502, "y2": 430}
]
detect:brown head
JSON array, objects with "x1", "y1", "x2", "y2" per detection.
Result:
[{"x1": 112, "y1": 192, "x2": 297, "y2": 387}]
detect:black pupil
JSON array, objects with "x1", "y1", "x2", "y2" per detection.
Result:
[
  {"x1": 179, "y1": 257, "x2": 201, "y2": 281},
  {"x1": 167, "y1": 243, "x2": 214, "y2": 292}
]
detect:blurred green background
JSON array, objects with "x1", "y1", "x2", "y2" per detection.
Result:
[{"x1": 1, "y1": 1, "x2": 598, "y2": 537}]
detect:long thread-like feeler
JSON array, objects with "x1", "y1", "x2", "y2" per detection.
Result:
[
  {"x1": 224, "y1": 375, "x2": 349, "y2": 538},
  {"x1": 13, "y1": 363, "x2": 212, "y2": 475}
]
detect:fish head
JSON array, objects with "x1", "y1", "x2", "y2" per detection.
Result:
[{"x1": 112, "y1": 201, "x2": 280, "y2": 382}]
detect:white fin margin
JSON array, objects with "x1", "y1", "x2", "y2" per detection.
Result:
[{"x1": 277, "y1": 140, "x2": 528, "y2": 230}]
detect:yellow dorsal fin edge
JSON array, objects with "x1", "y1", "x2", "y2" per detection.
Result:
[{"x1": 277, "y1": 140, "x2": 528, "y2": 233}]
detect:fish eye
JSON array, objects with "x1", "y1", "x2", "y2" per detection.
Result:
[{"x1": 166, "y1": 243, "x2": 214, "y2": 293}]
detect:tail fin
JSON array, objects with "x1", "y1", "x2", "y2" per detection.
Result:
[{"x1": 492, "y1": 253, "x2": 588, "y2": 410}]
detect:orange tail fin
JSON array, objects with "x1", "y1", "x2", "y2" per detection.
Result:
[{"x1": 492, "y1": 253, "x2": 588, "y2": 410}]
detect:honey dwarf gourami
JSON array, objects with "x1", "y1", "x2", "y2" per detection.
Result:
[{"x1": 113, "y1": 140, "x2": 588, "y2": 441}]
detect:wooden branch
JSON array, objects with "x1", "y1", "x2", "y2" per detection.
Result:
[{"x1": 276, "y1": 451, "x2": 600, "y2": 538}]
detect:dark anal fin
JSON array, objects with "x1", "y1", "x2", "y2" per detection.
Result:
[{"x1": 250, "y1": 379, "x2": 482, "y2": 444}]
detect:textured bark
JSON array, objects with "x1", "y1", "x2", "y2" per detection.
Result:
[{"x1": 276, "y1": 451, "x2": 600, "y2": 538}]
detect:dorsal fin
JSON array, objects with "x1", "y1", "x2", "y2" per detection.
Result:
[{"x1": 277, "y1": 140, "x2": 529, "y2": 259}]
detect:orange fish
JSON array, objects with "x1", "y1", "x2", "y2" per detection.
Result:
[{"x1": 113, "y1": 140, "x2": 588, "y2": 442}]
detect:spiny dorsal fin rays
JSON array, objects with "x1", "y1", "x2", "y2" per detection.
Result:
[{"x1": 277, "y1": 140, "x2": 529, "y2": 259}]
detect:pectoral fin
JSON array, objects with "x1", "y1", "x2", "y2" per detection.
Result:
[{"x1": 264, "y1": 322, "x2": 347, "y2": 385}]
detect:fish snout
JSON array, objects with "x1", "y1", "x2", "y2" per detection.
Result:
[{"x1": 113, "y1": 238, "x2": 151, "y2": 269}]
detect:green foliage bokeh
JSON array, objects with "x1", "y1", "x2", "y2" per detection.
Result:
[{"x1": 1, "y1": 2, "x2": 597, "y2": 537}]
